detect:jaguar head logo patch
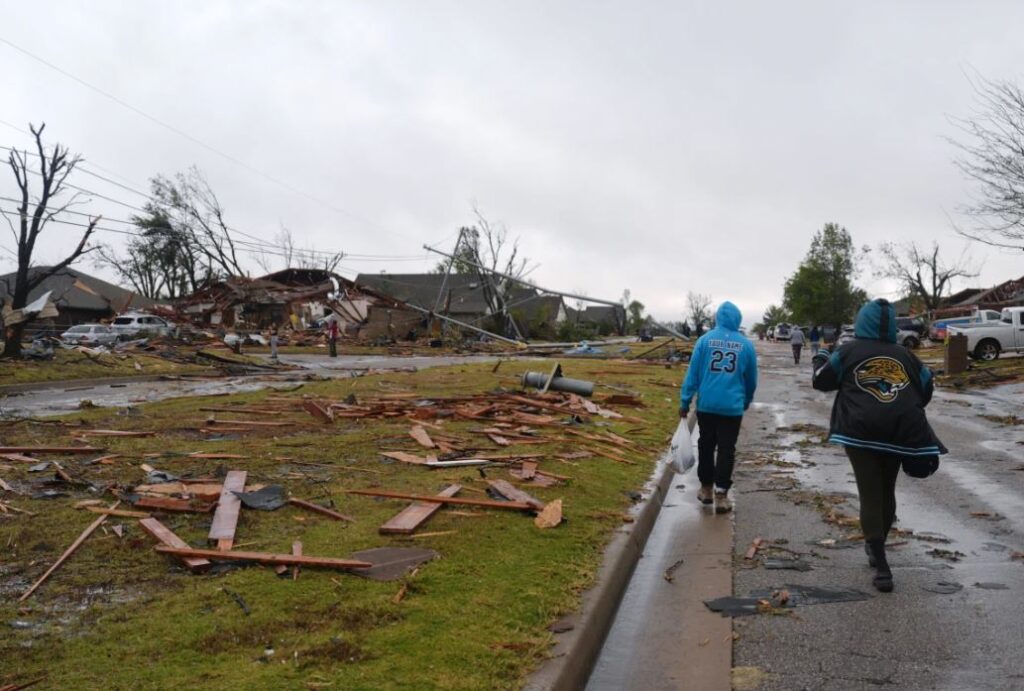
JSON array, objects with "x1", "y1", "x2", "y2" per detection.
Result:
[{"x1": 854, "y1": 357, "x2": 910, "y2": 403}]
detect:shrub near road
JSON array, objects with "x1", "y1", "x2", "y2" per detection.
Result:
[{"x1": 0, "y1": 359, "x2": 680, "y2": 690}]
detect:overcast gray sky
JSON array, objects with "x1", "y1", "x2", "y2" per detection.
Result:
[{"x1": 2, "y1": 1, "x2": 1022, "y2": 325}]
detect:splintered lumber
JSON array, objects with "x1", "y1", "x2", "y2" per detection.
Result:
[
  {"x1": 0, "y1": 477, "x2": 12, "y2": 491},
  {"x1": 209, "y1": 470, "x2": 247, "y2": 549},
  {"x1": 134, "y1": 482, "x2": 224, "y2": 500},
  {"x1": 199, "y1": 406, "x2": 284, "y2": 417},
  {"x1": 534, "y1": 498, "x2": 563, "y2": 529},
  {"x1": 303, "y1": 400, "x2": 334, "y2": 423},
  {"x1": 134, "y1": 496, "x2": 214, "y2": 513},
  {"x1": 379, "y1": 451, "x2": 431, "y2": 465},
  {"x1": 84, "y1": 507, "x2": 151, "y2": 519},
  {"x1": 380, "y1": 484, "x2": 462, "y2": 535},
  {"x1": 288, "y1": 497, "x2": 355, "y2": 522},
  {"x1": 409, "y1": 426, "x2": 435, "y2": 448},
  {"x1": 188, "y1": 453, "x2": 246, "y2": 460},
  {"x1": 19, "y1": 501, "x2": 120, "y2": 601},
  {"x1": 487, "y1": 479, "x2": 546, "y2": 510},
  {"x1": 745, "y1": 537, "x2": 765, "y2": 560},
  {"x1": 78, "y1": 430, "x2": 155, "y2": 438},
  {"x1": 153, "y1": 545, "x2": 372, "y2": 570},
  {"x1": 348, "y1": 489, "x2": 534, "y2": 512},
  {"x1": 2, "y1": 453, "x2": 38, "y2": 463},
  {"x1": 200, "y1": 419, "x2": 293, "y2": 428},
  {"x1": 520, "y1": 461, "x2": 537, "y2": 480},
  {"x1": 138, "y1": 517, "x2": 211, "y2": 572},
  {"x1": 0, "y1": 446, "x2": 103, "y2": 455},
  {"x1": 292, "y1": 541, "x2": 302, "y2": 580}
]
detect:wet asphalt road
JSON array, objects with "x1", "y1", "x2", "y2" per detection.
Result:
[
  {"x1": 590, "y1": 342, "x2": 1024, "y2": 690},
  {"x1": 0, "y1": 354, "x2": 500, "y2": 418},
  {"x1": 740, "y1": 344, "x2": 1024, "y2": 690}
]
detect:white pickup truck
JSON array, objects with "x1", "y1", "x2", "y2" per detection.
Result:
[{"x1": 949, "y1": 307, "x2": 1024, "y2": 360}]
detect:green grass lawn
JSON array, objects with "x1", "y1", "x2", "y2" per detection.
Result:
[
  {"x1": 0, "y1": 359, "x2": 683, "y2": 690},
  {"x1": 0, "y1": 348, "x2": 269, "y2": 387}
]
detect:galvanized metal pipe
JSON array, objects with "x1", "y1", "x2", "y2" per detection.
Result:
[{"x1": 522, "y1": 371, "x2": 595, "y2": 397}]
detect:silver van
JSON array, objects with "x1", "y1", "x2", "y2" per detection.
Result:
[{"x1": 110, "y1": 312, "x2": 176, "y2": 339}]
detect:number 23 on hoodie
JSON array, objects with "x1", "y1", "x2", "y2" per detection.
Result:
[{"x1": 680, "y1": 301, "x2": 759, "y2": 416}]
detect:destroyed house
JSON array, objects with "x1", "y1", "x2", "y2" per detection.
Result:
[
  {"x1": 932, "y1": 276, "x2": 1024, "y2": 318},
  {"x1": 354, "y1": 273, "x2": 494, "y2": 320},
  {"x1": 0, "y1": 266, "x2": 157, "y2": 328},
  {"x1": 178, "y1": 271, "x2": 421, "y2": 338},
  {"x1": 507, "y1": 291, "x2": 567, "y2": 338}
]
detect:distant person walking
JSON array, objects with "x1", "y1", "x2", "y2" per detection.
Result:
[
  {"x1": 809, "y1": 325, "x2": 820, "y2": 354},
  {"x1": 790, "y1": 326, "x2": 805, "y2": 364},
  {"x1": 679, "y1": 301, "x2": 759, "y2": 513},
  {"x1": 269, "y1": 324, "x2": 280, "y2": 361},
  {"x1": 812, "y1": 298, "x2": 946, "y2": 592},
  {"x1": 326, "y1": 316, "x2": 339, "y2": 358}
]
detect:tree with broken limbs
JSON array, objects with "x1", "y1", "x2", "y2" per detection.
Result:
[{"x1": 2, "y1": 123, "x2": 99, "y2": 358}]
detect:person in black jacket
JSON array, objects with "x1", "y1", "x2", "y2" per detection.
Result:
[{"x1": 812, "y1": 298, "x2": 946, "y2": 592}]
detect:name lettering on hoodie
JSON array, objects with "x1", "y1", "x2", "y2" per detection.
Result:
[{"x1": 708, "y1": 339, "x2": 743, "y2": 351}]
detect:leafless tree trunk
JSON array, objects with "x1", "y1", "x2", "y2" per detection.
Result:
[
  {"x1": 950, "y1": 74, "x2": 1024, "y2": 250},
  {"x1": 874, "y1": 241, "x2": 980, "y2": 313},
  {"x1": 2, "y1": 124, "x2": 99, "y2": 357},
  {"x1": 686, "y1": 291, "x2": 713, "y2": 333}
]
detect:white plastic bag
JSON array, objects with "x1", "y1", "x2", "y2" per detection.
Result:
[{"x1": 669, "y1": 415, "x2": 696, "y2": 474}]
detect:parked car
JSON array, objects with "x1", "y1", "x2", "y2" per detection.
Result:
[
  {"x1": 929, "y1": 310, "x2": 1002, "y2": 341},
  {"x1": 896, "y1": 316, "x2": 927, "y2": 337},
  {"x1": 110, "y1": 312, "x2": 176, "y2": 339},
  {"x1": 836, "y1": 325, "x2": 919, "y2": 349},
  {"x1": 60, "y1": 324, "x2": 118, "y2": 347},
  {"x1": 949, "y1": 307, "x2": 1024, "y2": 360},
  {"x1": 773, "y1": 323, "x2": 792, "y2": 342}
]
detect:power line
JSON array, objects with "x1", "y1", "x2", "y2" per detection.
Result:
[{"x1": 0, "y1": 35, "x2": 414, "y2": 243}]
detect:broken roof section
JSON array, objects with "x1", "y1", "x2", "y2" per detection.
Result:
[
  {"x1": 0, "y1": 266, "x2": 158, "y2": 325},
  {"x1": 354, "y1": 273, "x2": 492, "y2": 317},
  {"x1": 177, "y1": 271, "x2": 415, "y2": 334}
]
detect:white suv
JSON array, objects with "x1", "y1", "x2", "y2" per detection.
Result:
[{"x1": 110, "y1": 312, "x2": 176, "y2": 339}]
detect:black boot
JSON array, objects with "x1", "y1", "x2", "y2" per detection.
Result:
[
  {"x1": 864, "y1": 541, "x2": 876, "y2": 568},
  {"x1": 866, "y1": 539, "x2": 893, "y2": 592}
]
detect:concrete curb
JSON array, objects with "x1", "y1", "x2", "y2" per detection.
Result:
[{"x1": 524, "y1": 459, "x2": 677, "y2": 691}]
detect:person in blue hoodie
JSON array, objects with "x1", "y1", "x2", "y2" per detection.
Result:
[{"x1": 680, "y1": 301, "x2": 759, "y2": 513}]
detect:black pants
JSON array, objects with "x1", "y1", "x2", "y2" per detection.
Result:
[
  {"x1": 792, "y1": 344, "x2": 803, "y2": 363},
  {"x1": 696, "y1": 412, "x2": 743, "y2": 490},
  {"x1": 846, "y1": 447, "x2": 901, "y2": 541}
]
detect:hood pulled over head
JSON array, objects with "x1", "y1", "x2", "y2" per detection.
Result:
[
  {"x1": 715, "y1": 301, "x2": 742, "y2": 332},
  {"x1": 854, "y1": 299, "x2": 897, "y2": 343}
]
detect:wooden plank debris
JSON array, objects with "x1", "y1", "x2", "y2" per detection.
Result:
[
  {"x1": 380, "y1": 484, "x2": 461, "y2": 535},
  {"x1": 0, "y1": 477, "x2": 13, "y2": 492},
  {"x1": 292, "y1": 540, "x2": 302, "y2": 580},
  {"x1": 349, "y1": 489, "x2": 534, "y2": 511},
  {"x1": 0, "y1": 446, "x2": 103, "y2": 455},
  {"x1": 379, "y1": 451, "x2": 431, "y2": 465},
  {"x1": 187, "y1": 453, "x2": 246, "y2": 460},
  {"x1": 19, "y1": 501, "x2": 120, "y2": 601},
  {"x1": 209, "y1": 470, "x2": 247, "y2": 550},
  {"x1": 153, "y1": 545, "x2": 372, "y2": 569},
  {"x1": 83, "y1": 507, "x2": 151, "y2": 519},
  {"x1": 138, "y1": 517, "x2": 211, "y2": 572},
  {"x1": 520, "y1": 461, "x2": 537, "y2": 480},
  {"x1": 409, "y1": 426, "x2": 436, "y2": 448},
  {"x1": 1, "y1": 453, "x2": 38, "y2": 463},
  {"x1": 302, "y1": 400, "x2": 334, "y2": 423},
  {"x1": 198, "y1": 419, "x2": 293, "y2": 428},
  {"x1": 78, "y1": 430, "x2": 155, "y2": 438},
  {"x1": 745, "y1": 537, "x2": 765, "y2": 560},
  {"x1": 534, "y1": 499, "x2": 563, "y2": 529},
  {"x1": 288, "y1": 497, "x2": 355, "y2": 522},
  {"x1": 134, "y1": 496, "x2": 214, "y2": 513},
  {"x1": 487, "y1": 479, "x2": 546, "y2": 510}
]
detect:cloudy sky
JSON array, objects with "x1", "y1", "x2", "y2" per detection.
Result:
[{"x1": 2, "y1": 1, "x2": 1023, "y2": 325}]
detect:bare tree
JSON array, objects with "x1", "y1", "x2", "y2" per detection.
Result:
[
  {"x1": 685, "y1": 291, "x2": 713, "y2": 333},
  {"x1": 1, "y1": 124, "x2": 99, "y2": 357},
  {"x1": 950, "y1": 74, "x2": 1024, "y2": 250},
  {"x1": 875, "y1": 240, "x2": 980, "y2": 313},
  {"x1": 151, "y1": 166, "x2": 247, "y2": 279},
  {"x1": 252, "y1": 224, "x2": 343, "y2": 275}
]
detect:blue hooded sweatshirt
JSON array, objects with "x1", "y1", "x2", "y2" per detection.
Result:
[{"x1": 680, "y1": 301, "x2": 758, "y2": 416}]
